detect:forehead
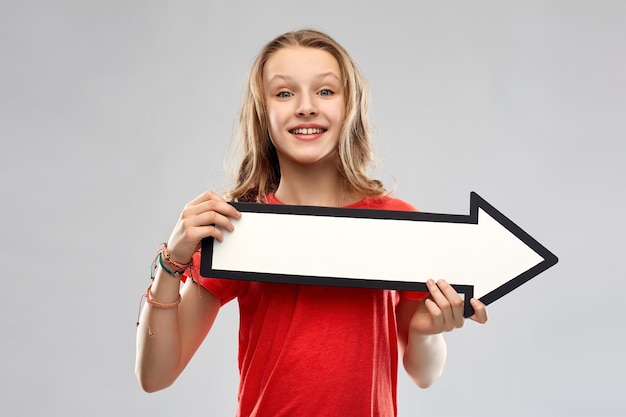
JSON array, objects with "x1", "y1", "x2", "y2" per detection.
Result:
[{"x1": 263, "y1": 46, "x2": 342, "y2": 83}]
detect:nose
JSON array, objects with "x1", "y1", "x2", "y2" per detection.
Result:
[{"x1": 296, "y1": 93, "x2": 317, "y2": 117}]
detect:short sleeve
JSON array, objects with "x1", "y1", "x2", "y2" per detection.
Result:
[
  {"x1": 398, "y1": 291, "x2": 429, "y2": 301},
  {"x1": 182, "y1": 250, "x2": 248, "y2": 305}
]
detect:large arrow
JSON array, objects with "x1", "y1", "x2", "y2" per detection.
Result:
[{"x1": 201, "y1": 192, "x2": 558, "y2": 317}]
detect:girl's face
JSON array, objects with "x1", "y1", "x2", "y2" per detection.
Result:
[{"x1": 263, "y1": 46, "x2": 345, "y2": 169}]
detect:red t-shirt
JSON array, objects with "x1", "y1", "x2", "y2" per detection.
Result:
[{"x1": 186, "y1": 194, "x2": 427, "y2": 417}]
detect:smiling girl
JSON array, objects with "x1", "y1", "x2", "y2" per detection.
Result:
[{"x1": 135, "y1": 29, "x2": 488, "y2": 417}]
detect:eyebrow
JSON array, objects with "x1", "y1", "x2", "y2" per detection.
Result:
[{"x1": 267, "y1": 71, "x2": 342, "y2": 84}]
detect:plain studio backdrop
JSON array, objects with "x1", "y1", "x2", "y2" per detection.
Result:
[{"x1": 1, "y1": 1, "x2": 624, "y2": 416}]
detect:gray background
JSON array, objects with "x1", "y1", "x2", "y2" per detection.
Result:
[{"x1": 1, "y1": 1, "x2": 624, "y2": 416}]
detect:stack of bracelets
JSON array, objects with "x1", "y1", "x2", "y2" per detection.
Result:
[{"x1": 137, "y1": 243, "x2": 194, "y2": 335}]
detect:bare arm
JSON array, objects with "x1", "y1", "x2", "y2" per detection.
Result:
[
  {"x1": 396, "y1": 279, "x2": 488, "y2": 388},
  {"x1": 396, "y1": 296, "x2": 447, "y2": 388},
  {"x1": 135, "y1": 275, "x2": 220, "y2": 392},
  {"x1": 135, "y1": 191, "x2": 241, "y2": 392}
]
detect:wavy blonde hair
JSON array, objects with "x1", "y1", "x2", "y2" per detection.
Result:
[{"x1": 226, "y1": 29, "x2": 385, "y2": 202}]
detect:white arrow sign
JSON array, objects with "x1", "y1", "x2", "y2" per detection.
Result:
[{"x1": 200, "y1": 192, "x2": 558, "y2": 316}]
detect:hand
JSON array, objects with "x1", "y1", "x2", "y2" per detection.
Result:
[
  {"x1": 165, "y1": 190, "x2": 242, "y2": 264},
  {"x1": 409, "y1": 279, "x2": 488, "y2": 336}
]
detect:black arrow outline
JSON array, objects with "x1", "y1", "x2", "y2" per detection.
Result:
[{"x1": 200, "y1": 192, "x2": 558, "y2": 317}]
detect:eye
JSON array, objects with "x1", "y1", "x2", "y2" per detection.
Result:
[
  {"x1": 318, "y1": 89, "x2": 333, "y2": 97},
  {"x1": 277, "y1": 91, "x2": 293, "y2": 98}
]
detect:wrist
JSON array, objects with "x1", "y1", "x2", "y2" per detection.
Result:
[
  {"x1": 409, "y1": 332, "x2": 435, "y2": 343},
  {"x1": 162, "y1": 242, "x2": 193, "y2": 268},
  {"x1": 408, "y1": 322, "x2": 444, "y2": 342},
  {"x1": 157, "y1": 252, "x2": 185, "y2": 278},
  {"x1": 150, "y1": 242, "x2": 193, "y2": 280}
]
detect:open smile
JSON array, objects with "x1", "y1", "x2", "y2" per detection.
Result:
[{"x1": 289, "y1": 127, "x2": 327, "y2": 135}]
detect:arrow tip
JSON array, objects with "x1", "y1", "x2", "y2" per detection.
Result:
[{"x1": 469, "y1": 192, "x2": 559, "y2": 305}]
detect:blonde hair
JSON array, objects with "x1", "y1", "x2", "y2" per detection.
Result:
[{"x1": 226, "y1": 29, "x2": 386, "y2": 202}]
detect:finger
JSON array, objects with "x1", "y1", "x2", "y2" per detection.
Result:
[
  {"x1": 194, "y1": 199, "x2": 242, "y2": 220},
  {"x1": 183, "y1": 200, "x2": 241, "y2": 233},
  {"x1": 171, "y1": 202, "x2": 240, "y2": 258},
  {"x1": 426, "y1": 279, "x2": 454, "y2": 331},
  {"x1": 436, "y1": 279, "x2": 465, "y2": 329},
  {"x1": 186, "y1": 191, "x2": 242, "y2": 219},
  {"x1": 179, "y1": 208, "x2": 232, "y2": 236},
  {"x1": 180, "y1": 209, "x2": 242, "y2": 244},
  {"x1": 195, "y1": 224, "x2": 227, "y2": 242},
  {"x1": 469, "y1": 298, "x2": 488, "y2": 324},
  {"x1": 423, "y1": 297, "x2": 444, "y2": 332},
  {"x1": 189, "y1": 190, "x2": 224, "y2": 205},
  {"x1": 193, "y1": 210, "x2": 238, "y2": 233}
]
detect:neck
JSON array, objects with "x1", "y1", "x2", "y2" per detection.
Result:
[{"x1": 274, "y1": 160, "x2": 354, "y2": 207}]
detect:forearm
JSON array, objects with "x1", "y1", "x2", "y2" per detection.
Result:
[
  {"x1": 135, "y1": 192, "x2": 238, "y2": 391},
  {"x1": 397, "y1": 280, "x2": 488, "y2": 389},
  {"x1": 401, "y1": 332, "x2": 447, "y2": 389},
  {"x1": 135, "y1": 269, "x2": 186, "y2": 392},
  {"x1": 396, "y1": 295, "x2": 448, "y2": 389},
  {"x1": 136, "y1": 262, "x2": 221, "y2": 393}
]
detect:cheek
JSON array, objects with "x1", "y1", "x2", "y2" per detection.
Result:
[
  {"x1": 265, "y1": 112, "x2": 277, "y2": 135},
  {"x1": 331, "y1": 101, "x2": 346, "y2": 125},
  {"x1": 265, "y1": 105, "x2": 283, "y2": 133}
]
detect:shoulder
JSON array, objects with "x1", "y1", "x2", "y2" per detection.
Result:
[{"x1": 348, "y1": 194, "x2": 417, "y2": 212}]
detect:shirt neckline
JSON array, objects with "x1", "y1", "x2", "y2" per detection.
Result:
[{"x1": 264, "y1": 193, "x2": 370, "y2": 208}]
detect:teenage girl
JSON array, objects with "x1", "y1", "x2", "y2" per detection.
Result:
[{"x1": 136, "y1": 29, "x2": 488, "y2": 417}]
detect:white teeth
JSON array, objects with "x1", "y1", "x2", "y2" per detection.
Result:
[{"x1": 291, "y1": 128, "x2": 324, "y2": 135}]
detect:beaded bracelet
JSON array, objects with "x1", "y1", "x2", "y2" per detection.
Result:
[
  {"x1": 160, "y1": 242, "x2": 192, "y2": 270},
  {"x1": 144, "y1": 283, "x2": 181, "y2": 308},
  {"x1": 157, "y1": 252, "x2": 184, "y2": 278},
  {"x1": 136, "y1": 284, "x2": 181, "y2": 337}
]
